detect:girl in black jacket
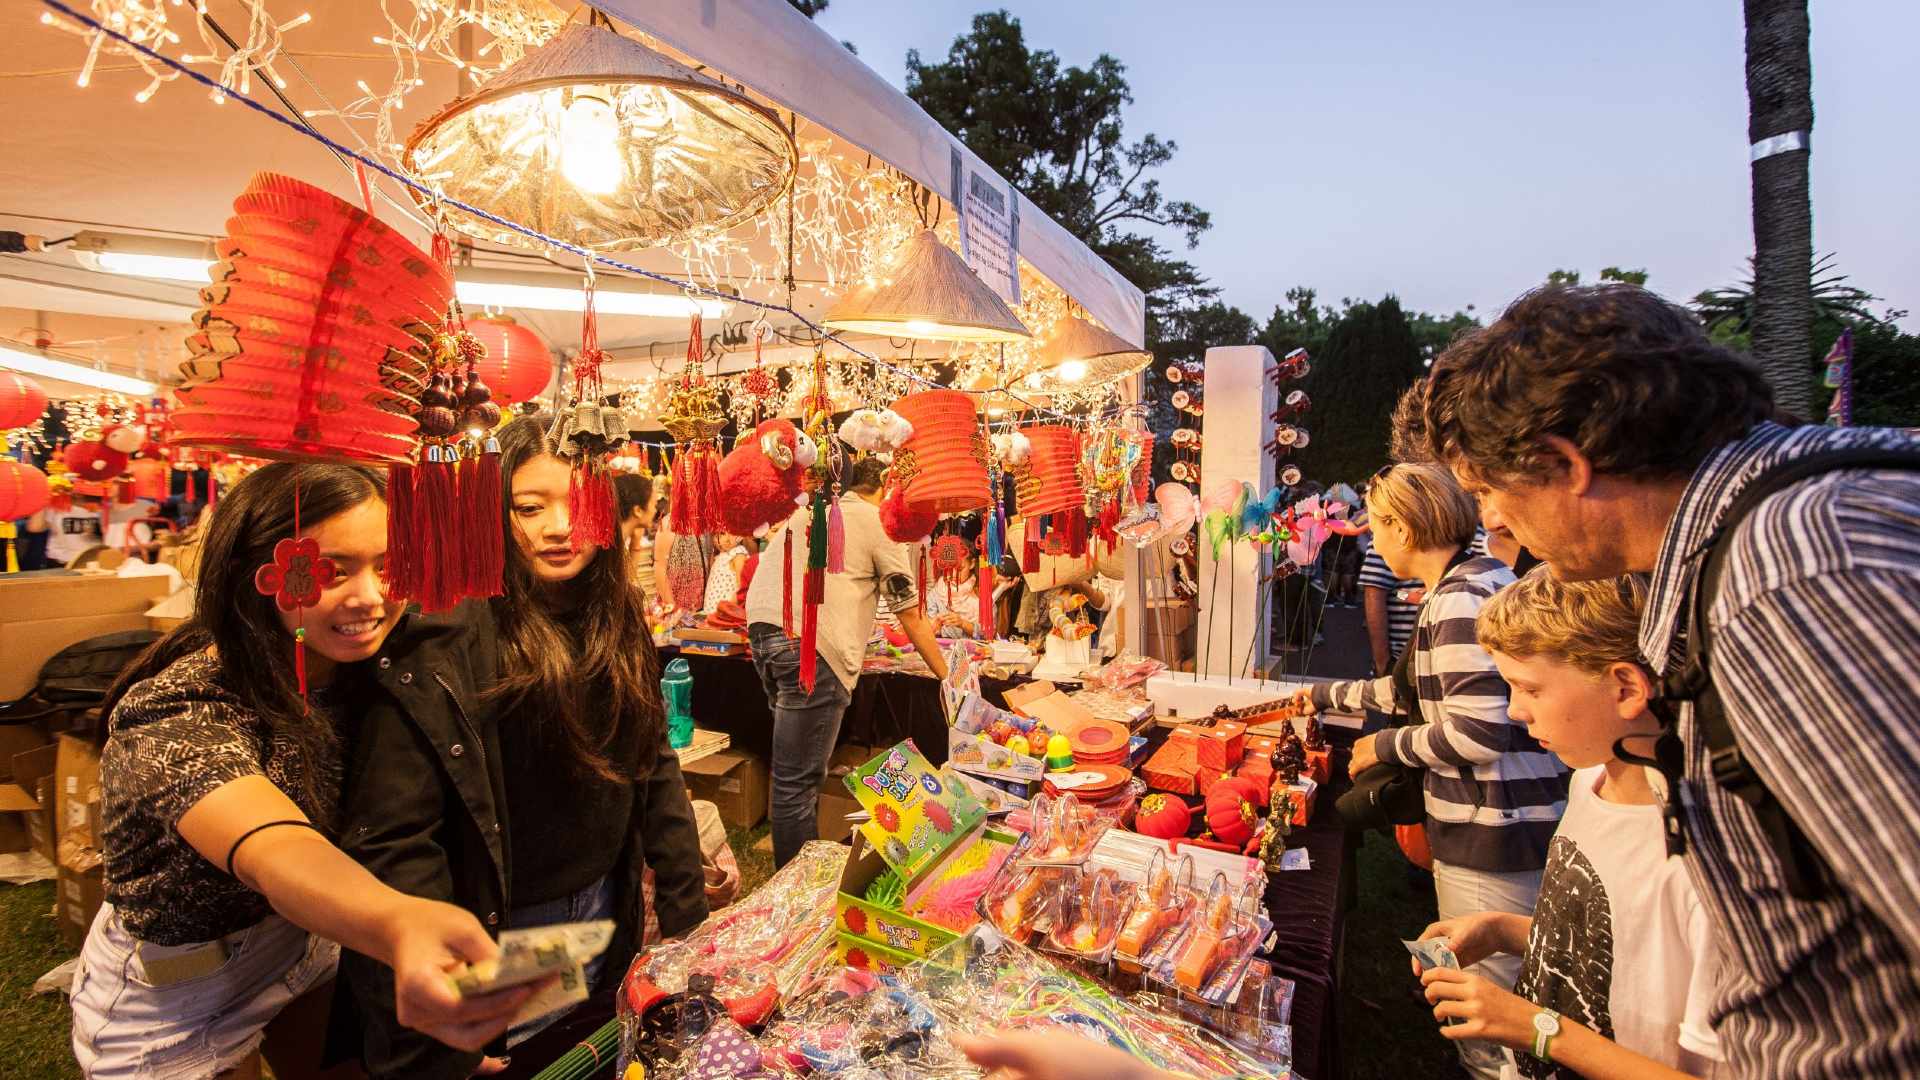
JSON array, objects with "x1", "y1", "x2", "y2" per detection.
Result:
[{"x1": 338, "y1": 419, "x2": 708, "y2": 1079}]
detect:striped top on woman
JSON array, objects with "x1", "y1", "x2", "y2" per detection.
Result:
[{"x1": 1313, "y1": 555, "x2": 1568, "y2": 871}]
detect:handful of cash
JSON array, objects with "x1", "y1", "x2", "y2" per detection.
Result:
[
  {"x1": 451, "y1": 919, "x2": 616, "y2": 1026},
  {"x1": 1403, "y1": 937, "x2": 1463, "y2": 1025}
]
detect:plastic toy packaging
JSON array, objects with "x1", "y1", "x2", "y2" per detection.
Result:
[
  {"x1": 758, "y1": 969, "x2": 977, "y2": 1078},
  {"x1": 1044, "y1": 865, "x2": 1135, "y2": 964},
  {"x1": 1114, "y1": 849, "x2": 1197, "y2": 974},
  {"x1": 1154, "y1": 871, "x2": 1272, "y2": 1006},
  {"x1": 982, "y1": 860, "x2": 1073, "y2": 943},
  {"x1": 1014, "y1": 792, "x2": 1127, "y2": 867}
]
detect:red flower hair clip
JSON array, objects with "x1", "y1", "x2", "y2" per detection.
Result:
[{"x1": 254, "y1": 537, "x2": 337, "y2": 611}]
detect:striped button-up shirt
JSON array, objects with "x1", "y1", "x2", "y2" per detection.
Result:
[
  {"x1": 1315, "y1": 556, "x2": 1569, "y2": 871},
  {"x1": 1640, "y1": 421, "x2": 1920, "y2": 1078}
]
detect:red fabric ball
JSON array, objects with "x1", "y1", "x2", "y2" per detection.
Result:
[
  {"x1": 0, "y1": 460, "x2": 50, "y2": 519},
  {"x1": 880, "y1": 482, "x2": 937, "y2": 542},
  {"x1": 62, "y1": 441, "x2": 129, "y2": 482},
  {"x1": 1133, "y1": 792, "x2": 1192, "y2": 840},
  {"x1": 717, "y1": 419, "x2": 804, "y2": 535},
  {"x1": 1204, "y1": 775, "x2": 1263, "y2": 848},
  {"x1": 0, "y1": 372, "x2": 48, "y2": 430}
]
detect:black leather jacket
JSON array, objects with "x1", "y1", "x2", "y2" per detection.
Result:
[{"x1": 331, "y1": 601, "x2": 708, "y2": 1079}]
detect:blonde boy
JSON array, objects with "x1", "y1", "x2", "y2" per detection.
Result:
[{"x1": 1414, "y1": 569, "x2": 1723, "y2": 1080}]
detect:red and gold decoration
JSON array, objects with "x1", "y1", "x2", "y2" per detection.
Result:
[
  {"x1": 551, "y1": 275, "x2": 625, "y2": 555},
  {"x1": 717, "y1": 418, "x2": 811, "y2": 536},
  {"x1": 890, "y1": 389, "x2": 991, "y2": 514},
  {"x1": 0, "y1": 373, "x2": 49, "y2": 431},
  {"x1": 661, "y1": 312, "x2": 727, "y2": 537},
  {"x1": 0, "y1": 458, "x2": 51, "y2": 572},
  {"x1": 464, "y1": 314, "x2": 553, "y2": 407}
]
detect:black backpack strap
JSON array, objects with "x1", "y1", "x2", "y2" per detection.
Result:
[{"x1": 1668, "y1": 445, "x2": 1920, "y2": 901}]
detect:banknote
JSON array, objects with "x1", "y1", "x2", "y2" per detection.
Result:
[
  {"x1": 452, "y1": 919, "x2": 615, "y2": 996},
  {"x1": 1402, "y1": 936, "x2": 1460, "y2": 972}
]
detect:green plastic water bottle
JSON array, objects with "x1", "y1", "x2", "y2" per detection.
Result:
[{"x1": 661, "y1": 657, "x2": 694, "y2": 749}]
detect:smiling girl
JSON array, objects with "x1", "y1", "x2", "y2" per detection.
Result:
[{"x1": 71, "y1": 463, "x2": 528, "y2": 1080}]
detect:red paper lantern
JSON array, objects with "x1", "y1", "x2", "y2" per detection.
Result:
[
  {"x1": 1016, "y1": 426, "x2": 1085, "y2": 518},
  {"x1": 0, "y1": 461, "x2": 50, "y2": 519},
  {"x1": 891, "y1": 389, "x2": 990, "y2": 514},
  {"x1": 127, "y1": 457, "x2": 170, "y2": 501},
  {"x1": 465, "y1": 316, "x2": 553, "y2": 406},
  {"x1": 0, "y1": 372, "x2": 48, "y2": 430},
  {"x1": 63, "y1": 441, "x2": 129, "y2": 482},
  {"x1": 170, "y1": 171, "x2": 450, "y2": 466}
]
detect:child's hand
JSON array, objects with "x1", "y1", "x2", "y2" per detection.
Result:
[
  {"x1": 1347, "y1": 734, "x2": 1380, "y2": 777},
  {"x1": 1415, "y1": 911, "x2": 1506, "y2": 970},
  {"x1": 1288, "y1": 688, "x2": 1318, "y2": 716},
  {"x1": 1421, "y1": 968, "x2": 1539, "y2": 1048}
]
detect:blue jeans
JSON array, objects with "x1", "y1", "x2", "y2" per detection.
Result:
[
  {"x1": 748, "y1": 623, "x2": 853, "y2": 868},
  {"x1": 503, "y1": 873, "x2": 615, "y2": 1049}
]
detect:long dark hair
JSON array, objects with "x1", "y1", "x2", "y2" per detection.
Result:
[
  {"x1": 488, "y1": 419, "x2": 663, "y2": 781},
  {"x1": 101, "y1": 462, "x2": 387, "y2": 812}
]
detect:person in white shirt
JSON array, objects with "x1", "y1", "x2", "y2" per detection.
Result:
[
  {"x1": 1416, "y1": 570, "x2": 1723, "y2": 1080},
  {"x1": 32, "y1": 489, "x2": 104, "y2": 567},
  {"x1": 743, "y1": 455, "x2": 947, "y2": 867}
]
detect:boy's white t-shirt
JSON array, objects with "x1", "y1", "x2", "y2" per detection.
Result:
[{"x1": 1503, "y1": 765, "x2": 1723, "y2": 1079}]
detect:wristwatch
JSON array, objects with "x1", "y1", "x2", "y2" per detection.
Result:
[{"x1": 1531, "y1": 1008, "x2": 1562, "y2": 1061}]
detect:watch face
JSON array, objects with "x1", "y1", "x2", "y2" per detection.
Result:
[{"x1": 1533, "y1": 1011, "x2": 1560, "y2": 1036}]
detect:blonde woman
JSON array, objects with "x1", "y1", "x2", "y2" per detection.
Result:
[{"x1": 1294, "y1": 463, "x2": 1569, "y2": 1080}]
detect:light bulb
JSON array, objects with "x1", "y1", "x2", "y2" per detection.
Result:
[
  {"x1": 1056, "y1": 358, "x2": 1090, "y2": 383},
  {"x1": 905, "y1": 320, "x2": 941, "y2": 337},
  {"x1": 560, "y1": 92, "x2": 622, "y2": 195}
]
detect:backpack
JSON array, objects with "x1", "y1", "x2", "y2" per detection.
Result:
[{"x1": 1660, "y1": 446, "x2": 1920, "y2": 901}]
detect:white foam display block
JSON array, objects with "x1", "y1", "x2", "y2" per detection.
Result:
[{"x1": 1144, "y1": 672, "x2": 1363, "y2": 729}]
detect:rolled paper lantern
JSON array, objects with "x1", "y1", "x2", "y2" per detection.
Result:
[
  {"x1": 465, "y1": 315, "x2": 553, "y2": 406},
  {"x1": 170, "y1": 172, "x2": 448, "y2": 466},
  {"x1": 0, "y1": 460, "x2": 51, "y2": 519},
  {"x1": 890, "y1": 389, "x2": 991, "y2": 514},
  {"x1": 63, "y1": 441, "x2": 129, "y2": 483},
  {"x1": 1015, "y1": 426, "x2": 1085, "y2": 518},
  {"x1": 127, "y1": 457, "x2": 170, "y2": 501},
  {"x1": 0, "y1": 372, "x2": 48, "y2": 430}
]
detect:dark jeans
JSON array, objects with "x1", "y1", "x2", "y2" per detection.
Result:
[{"x1": 748, "y1": 623, "x2": 853, "y2": 867}]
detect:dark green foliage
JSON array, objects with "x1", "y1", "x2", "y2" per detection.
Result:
[
  {"x1": 1287, "y1": 297, "x2": 1428, "y2": 488},
  {"x1": 1812, "y1": 319, "x2": 1920, "y2": 428}
]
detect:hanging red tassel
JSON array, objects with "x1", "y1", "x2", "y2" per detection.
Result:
[
  {"x1": 185, "y1": 470, "x2": 197, "y2": 504},
  {"x1": 799, "y1": 492, "x2": 829, "y2": 692},
  {"x1": 465, "y1": 438, "x2": 503, "y2": 598},
  {"x1": 208, "y1": 474, "x2": 218, "y2": 507},
  {"x1": 415, "y1": 445, "x2": 461, "y2": 613},
  {"x1": 1022, "y1": 520, "x2": 1041, "y2": 574},
  {"x1": 826, "y1": 496, "x2": 846, "y2": 574},
  {"x1": 568, "y1": 461, "x2": 616, "y2": 552},
  {"x1": 917, "y1": 545, "x2": 928, "y2": 610},
  {"x1": 670, "y1": 452, "x2": 692, "y2": 535},
  {"x1": 385, "y1": 463, "x2": 419, "y2": 596},
  {"x1": 694, "y1": 446, "x2": 724, "y2": 535}
]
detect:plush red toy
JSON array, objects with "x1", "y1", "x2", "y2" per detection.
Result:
[
  {"x1": 717, "y1": 419, "x2": 809, "y2": 535},
  {"x1": 880, "y1": 480, "x2": 938, "y2": 543},
  {"x1": 62, "y1": 440, "x2": 128, "y2": 482},
  {"x1": 1204, "y1": 775, "x2": 1264, "y2": 849}
]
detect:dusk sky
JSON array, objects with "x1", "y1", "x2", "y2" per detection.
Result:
[{"x1": 816, "y1": 1, "x2": 1917, "y2": 330}]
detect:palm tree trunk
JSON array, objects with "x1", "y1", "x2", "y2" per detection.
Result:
[{"x1": 1744, "y1": 0, "x2": 1815, "y2": 417}]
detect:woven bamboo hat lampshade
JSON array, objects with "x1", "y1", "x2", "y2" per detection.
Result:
[
  {"x1": 1027, "y1": 315, "x2": 1151, "y2": 390},
  {"x1": 403, "y1": 9, "x2": 796, "y2": 252},
  {"x1": 823, "y1": 230, "x2": 1032, "y2": 343},
  {"x1": 890, "y1": 389, "x2": 991, "y2": 513}
]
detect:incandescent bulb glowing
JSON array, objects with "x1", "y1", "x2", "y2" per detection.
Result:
[
  {"x1": 904, "y1": 320, "x2": 941, "y2": 337},
  {"x1": 1055, "y1": 358, "x2": 1089, "y2": 383},
  {"x1": 560, "y1": 92, "x2": 621, "y2": 195}
]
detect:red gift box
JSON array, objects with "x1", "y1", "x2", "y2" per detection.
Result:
[
  {"x1": 1142, "y1": 731, "x2": 1199, "y2": 796},
  {"x1": 1183, "y1": 721, "x2": 1246, "y2": 772},
  {"x1": 1306, "y1": 748, "x2": 1331, "y2": 786},
  {"x1": 1194, "y1": 763, "x2": 1226, "y2": 796},
  {"x1": 1236, "y1": 756, "x2": 1274, "y2": 799},
  {"x1": 1280, "y1": 778, "x2": 1317, "y2": 826}
]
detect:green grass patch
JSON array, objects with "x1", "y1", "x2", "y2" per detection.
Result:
[{"x1": 0, "y1": 881, "x2": 82, "y2": 1079}]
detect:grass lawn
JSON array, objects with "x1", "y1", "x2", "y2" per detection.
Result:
[{"x1": 0, "y1": 880, "x2": 81, "y2": 1080}]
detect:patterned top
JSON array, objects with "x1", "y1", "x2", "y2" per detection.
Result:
[
  {"x1": 101, "y1": 651, "x2": 342, "y2": 946},
  {"x1": 1314, "y1": 556, "x2": 1569, "y2": 871},
  {"x1": 1638, "y1": 421, "x2": 1920, "y2": 1078}
]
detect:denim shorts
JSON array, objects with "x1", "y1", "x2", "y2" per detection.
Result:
[
  {"x1": 504, "y1": 873, "x2": 617, "y2": 1049},
  {"x1": 70, "y1": 903, "x2": 338, "y2": 1079}
]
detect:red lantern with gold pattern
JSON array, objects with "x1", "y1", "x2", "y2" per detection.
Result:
[
  {"x1": 0, "y1": 460, "x2": 50, "y2": 519},
  {"x1": 0, "y1": 372, "x2": 48, "y2": 430}
]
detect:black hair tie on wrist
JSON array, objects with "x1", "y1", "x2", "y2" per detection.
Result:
[{"x1": 225, "y1": 819, "x2": 323, "y2": 878}]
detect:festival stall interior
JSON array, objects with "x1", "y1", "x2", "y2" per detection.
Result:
[{"x1": 0, "y1": 2, "x2": 1374, "y2": 1077}]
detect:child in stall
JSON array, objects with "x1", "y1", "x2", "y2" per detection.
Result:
[
  {"x1": 701, "y1": 530, "x2": 751, "y2": 616},
  {"x1": 1414, "y1": 570, "x2": 1723, "y2": 1080}
]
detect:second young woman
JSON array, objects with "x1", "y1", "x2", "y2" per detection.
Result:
[{"x1": 340, "y1": 419, "x2": 708, "y2": 1079}]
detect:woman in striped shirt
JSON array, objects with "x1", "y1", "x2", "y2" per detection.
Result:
[{"x1": 1296, "y1": 464, "x2": 1568, "y2": 1080}]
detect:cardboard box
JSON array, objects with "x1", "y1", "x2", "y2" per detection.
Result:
[
  {"x1": 833, "y1": 931, "x2": 924, "y2": 974},
  {"x1": 57, "y1": 863, "x2": 106, "y2": 950},
  {"x1": 54, "y1": 734, "x2": 103, "y2": 867},
  {"x1": 0, "y1": 724, "x2": 50, "y2": 782},
  {"x1": 816, "y1": 791, "x2": 862, "y2": 844},
  {"x1": 0, "y1": 742, "x2": 56, "y2": 856},
  {"x1": 680, "y1": 750, "x2": 768, "y2": 830},
  {"x1": 0, "y1": 572, "x2": 169, "y2": 700}
]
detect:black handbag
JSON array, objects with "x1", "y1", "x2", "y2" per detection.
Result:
[{"x1": 1334, "y1": 630, "x2": 1427, "y2": 829}]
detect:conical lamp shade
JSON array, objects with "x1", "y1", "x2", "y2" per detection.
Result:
[
  {"x1": 404, "y1": 15, "x2": 796, "y2": 252},
  {"x1": 823, "y1": 230, "x2": 1031, "y2": 343},
  {"x1": 1028, "y1": 315, "x2": 1151, "y2": 389}
]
